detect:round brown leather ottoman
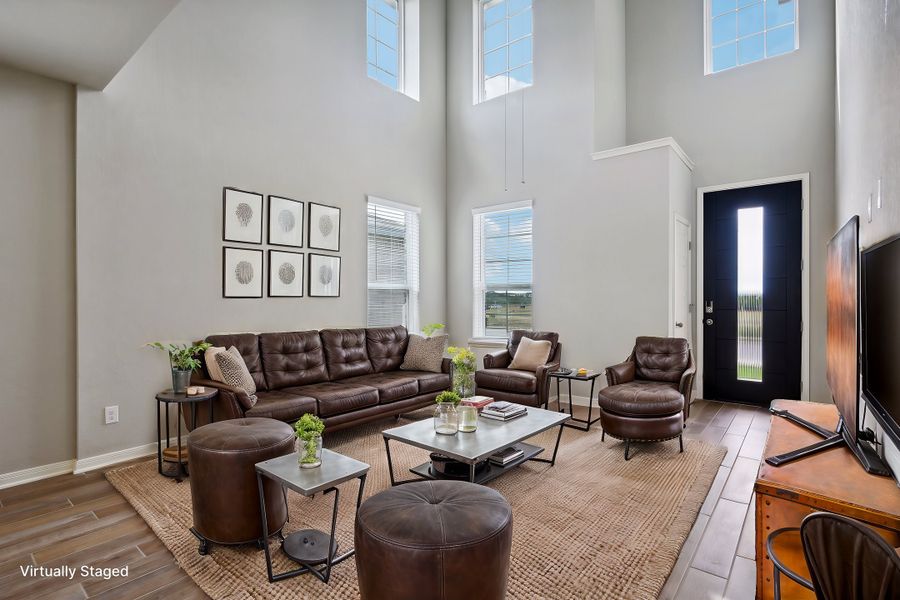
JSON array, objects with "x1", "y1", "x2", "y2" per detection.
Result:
[
  {"x1": 598, "y1": 381, "x2": 685, "y2": 460},
  {"x1": 187, "y1": 417, "x2": 294, "y2": 553},
  {"x1": 355, "y1": 480, "x2": 513, "y2": 600}
]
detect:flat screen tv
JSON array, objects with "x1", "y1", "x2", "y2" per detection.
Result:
[
  {"x1": 826, "y1": 216, "x2": 860, "y2": 443},
  {"x1": 861, "y1": 233, "x2": 900, "y2": 448}
]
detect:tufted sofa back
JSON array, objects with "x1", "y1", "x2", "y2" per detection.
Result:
[
  {"x1": 633, "y1": 336, "x2": 690, "y2": 383},
  {"x1": 366, "y1": 326, "x2": 410, "y2": 372},
  {"x1": 205, "y1": 333, "x2": 268, "y2": 391},
  {"x1": 321, "y1": 328, "x2": 375, "y2": 380},
  {"x1": 259, "y1": 331, "x2": 328, "y2": 388}
]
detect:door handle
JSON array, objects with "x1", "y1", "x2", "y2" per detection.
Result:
[
  {"x1": 705, "y1": 318, "x2": 714, "y2": 326},
  {"x1": 675, "y1": 322, "x2": 684, "y2": 328}
]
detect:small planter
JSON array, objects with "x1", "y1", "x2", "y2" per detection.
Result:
[
  {"x1": 458, "y1": 405, "x2": 478, "y2": 432},
  {"x1": 172, "y1": 368, "x2": 192, "y2": 394},
  {"x1": 298, "y1": 434, "x2": 323, "y2": 468},
  {"x1": 434, "y1": 402, "x2": 459, "y2": 435},
  {"x1": 453, "y1": 370, "x2": 476, "y2": 398}
]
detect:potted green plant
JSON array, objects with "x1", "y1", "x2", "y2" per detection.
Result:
[
  {"x1": 447, "y1": 346, "x2": 477, "y2": 398},
  {"x1": 294, "y1": 413, "x2": 325, "y2": 468},
  {"x1": 434, "y1": 390, "x2": 461, "y2": 435},
  {"x1": 422, "y1": 323, "x2": 445, "y2": 336},
  {"x1": 147, "y1": 342, "x2": 211, "y2": 394}
]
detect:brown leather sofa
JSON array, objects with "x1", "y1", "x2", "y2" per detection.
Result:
[
  {"x1": 191, "y1": 326, "x2": 450, "y2": 432},
  {"x1": 474, "y1": 330, "x2": 562, "y2": 409},
  {"x1": 597, "y1": 336, "x2": 695, "y2": 459}
]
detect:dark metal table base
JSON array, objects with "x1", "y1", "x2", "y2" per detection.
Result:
[
  {"x1": 384, "y1": 423, "x2": 565, "y2": 486},
  {"x1": 256, "y1": 472, "x2": 367, "y2": 583},
  {"x1": 156, "y1": 394, "x2": 215, "y2": 482},
  {"x1": 556, "y1": 377, "x2": 602, "y2": 432}
]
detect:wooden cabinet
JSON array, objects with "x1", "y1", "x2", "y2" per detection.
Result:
[{"x1": 755, "y1": 400, "x2": 900, "y2": 599}]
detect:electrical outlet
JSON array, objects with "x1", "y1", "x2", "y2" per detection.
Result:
[{"x1": 105, "y1": 405, "x2": 119, "y2": 425}]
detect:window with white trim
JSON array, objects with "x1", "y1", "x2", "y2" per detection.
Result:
[
  {"x1": 473, "y1": 202, "x2": 533, "y2": 338},
  {"x1": 705, "y1": 0, "x2": 798, "y2": 74},
  {"x1": 367, "y1": 198, "x2": 420, "y2": 332},
  {"x1": 475, "y1": 0, "x2": 533, "y2": 103},
  {"x1": 367, "y1": 0, "x2": 420, "y2": 100}
]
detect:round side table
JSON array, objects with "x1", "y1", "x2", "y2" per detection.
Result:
[{"x1": 156, "y1": 388, "x2": 218, "y2": 481}]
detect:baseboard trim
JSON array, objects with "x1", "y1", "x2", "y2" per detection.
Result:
[
  {"x1": 0, "y1": 459, "x2": 77, "y2": 490},
  {"x1": 551, "y1": 394, "x2": 593, "y2": 408},
  {"x1": 73, "y1": 441, "x2": 160, "y2": 475}
]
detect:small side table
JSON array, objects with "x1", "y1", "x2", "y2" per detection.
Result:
[
  {"x1": 156, "y1": 388, "x2": 218, "y2": 481},
  {"x1": 255, "y1": 449, "x2": 369, "y2": 584},
  {"x1": 550, "y1": 370, "x2": 604, "y2": 431}
]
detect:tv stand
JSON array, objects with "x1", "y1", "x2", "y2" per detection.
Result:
[{"x1": 766, "y1": 407, "x2": 892, "y2": 476}]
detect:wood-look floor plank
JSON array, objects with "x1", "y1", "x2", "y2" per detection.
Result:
[
  {"x1": 720, "y1": 457, "x2": 760, "y2": 504},
  {"x1": 726, "y1": 409, "x2": 755, "y2": 436},
  {"x1": 0, "y1": 494, "x2": 126, "y2": 545},
  {"x1": 0, "y1": 497, "x2": 73, "y2": 527},
  {"x1": 692, "y1": 498, "x2": 750, "y2": 578},
  {"x1": 87, "y1": 562, "x2": 188, "y2": 600},
  {"x1": 32, "y1": 516, "x2": 148, "y2": 564},
  {"x1": 736, "y1": 493, "x2": 756, "y2": 560},
  {"x1": 81, "y1": 550, "x2": 176, "y2": 597},
  {"x1": 0, "y1": 510, "x2": 133, "y2": 564},
  {"x1": 738, "y1": 428, "x2": 769, "y2": 460},
  {"x1": 674, "y1": 567, "x2": 728, "y2": 600},
  {"x1": 700, "y1": 466, "x2": 730, "y2": 516},
  {"x1": 710, "y1": 405, "x2": 739, "y2": 429},
  {"x1": 660, "y1": 513, "x2": 711, "y2": 600},
  {"x1": 723, "y1": 556, "x2": 756, "y2": 600},
  {"x1": 719, "y1": 433, "x2": 745, "y2": 468}
]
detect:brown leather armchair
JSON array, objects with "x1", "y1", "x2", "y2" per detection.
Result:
[
  {"x1": 598, "y1": 336, "x2": 695, "y2": 459},
  {"x1": 474, "y1": 330, "x2": 561, "y2": 409}
]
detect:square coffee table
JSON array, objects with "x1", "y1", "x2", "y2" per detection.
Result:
[
  {"x1": 382, "y1": 405, "x2": 569, "y2": 485},
  {"x1": 255, "y1": 449, "x2": 369, "y2": 584}
]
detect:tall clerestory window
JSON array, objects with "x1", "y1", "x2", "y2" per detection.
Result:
[
  {"x1": 475, "y1": 0, "x2": 533, "y2": 103},
  {"x1": 367, "y1": 0, "x2": 420, "y2": 100},
  {"x1": 705, "y1": 0, "x2": 798, "y2": 74}
]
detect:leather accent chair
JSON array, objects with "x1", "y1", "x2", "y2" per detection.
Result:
[
  {"x1": 187, "y1": 418, "x2": 295, "y2": 554},
  {"x1": 474, "y1": 330, "x2": 562, "y2": 408},
  {"x1": 598, "y1": 336, "x2": 695, "y2": 460},
  {"x1": 767, "y1": 512, "x2": 900, "y2": 600},
  {"x1": 355, "y1": 480, "x2": 513, "y2": 600}
]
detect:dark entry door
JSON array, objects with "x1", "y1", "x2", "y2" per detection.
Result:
[{"x1": 703, "y1": 181, "x2": 802, "y2": 406}]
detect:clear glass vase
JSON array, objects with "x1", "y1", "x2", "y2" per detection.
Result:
[
  {"x1": 433, "y1": 403, "x2": 459, "y2": 435},
  {"x1": 298, "y1": 434, "x2": 323, "y2": 468},
  {"x1": 453, "y1": 370, "x2": 476, "y2": 399},
  {"x1": 458, "y1": 405, "x2": 478, "y2": 432}
]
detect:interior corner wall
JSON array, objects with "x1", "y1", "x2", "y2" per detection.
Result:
[
  {"x1": 625, "y1": 0, "x2": 836, "y2": 404},
  {"x1": 447, "y1": 0, "x2": 672, "y2": 377},
  {"x1": 75, "y1": 0, "x2": 447, "y2": 461},
  {"x1": 593, "y1": 0, "x2": 627, "y2": 151},
  {"x1": 835, "y1": 0, "x2": 900, "y2": 472},
  {"x1": 0, "y1": 64, "x2": 75, "y2": 474}
]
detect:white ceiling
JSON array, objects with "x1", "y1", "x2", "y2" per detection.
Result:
[{"x1": 0, "y1": 0, "x2": 180, "y2": 89}]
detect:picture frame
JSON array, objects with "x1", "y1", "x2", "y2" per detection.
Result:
[
  {"x1": 308, "y1": 253, "x2": 341, "y2": 297},
  {"x1": 268, "y1": 250, "x2": 305, "y2": 297},
  {"x1": 268, "y1": 195, "x2": 304, "y2": 248},
  {"x1": 223, "y1": 187, "x2": 263, "y2": 244},
  {"x1": 223, "y1": 247, "x2": 264, "y2": 298},
  {"x1": 307, "y1": 202, "x2": 341, "y2": 251}
]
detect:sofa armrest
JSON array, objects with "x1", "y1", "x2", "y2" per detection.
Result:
[
  {"x1": 605, "y1": 361, "x2": 635, "y2": 386},
  {"x1": 190, "y1": 376, "x2": 247, "y2": 421},
  {"x1": 484, "y1": 349, "x2": 512, "y2": 369},
  {"x1": 441, "y1": 357, "x2": 452, "y2": 374},
  {"x1": 679, "y1": 353, "x2": 697, "y2": 415}
]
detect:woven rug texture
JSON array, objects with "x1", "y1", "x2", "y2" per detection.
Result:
[{"x1": 106, "y1": 411, "x2": 724, "y2": 600}]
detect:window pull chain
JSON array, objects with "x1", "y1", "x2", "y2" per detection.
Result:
[
  {"x1": 504, "y1": 89, "x2": 508, "y2": 192},
  {"x1": 521, "y1": 88, "x2": 526, "y2": 184}
]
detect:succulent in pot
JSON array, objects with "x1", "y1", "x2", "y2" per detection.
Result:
[{"x1": 147, "y1": 341, "x2": 211, "y2": 394}]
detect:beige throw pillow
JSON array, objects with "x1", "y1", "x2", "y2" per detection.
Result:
[
  {"x1": 214, "y1": 347, "x2": 258, "y2": 408},
  {"x1": 204, "y1": 346, "x2": 227, "y2": 382},
  {"x1": 400, "y1": 334, "x2": 448, "y2": 373},
  {"x1": 508, "y1": 337, "x2": 552, "y2": 372}
]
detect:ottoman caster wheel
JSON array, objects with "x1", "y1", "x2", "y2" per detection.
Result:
[{"x1": 198, "y1": 540, "x2": 209, "y2": 556}]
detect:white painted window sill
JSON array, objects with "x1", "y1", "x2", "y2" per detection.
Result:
[{"x1": 468, "y1": 338, "x2": 508, "y2": 349}]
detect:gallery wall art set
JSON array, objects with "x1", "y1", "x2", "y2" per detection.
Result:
[{"x1": 221, "y1": 187, "x2": 341, "y2": 298}]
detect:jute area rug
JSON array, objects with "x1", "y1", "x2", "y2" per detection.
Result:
[{"x1": 106, "y1": 411, "x2": 724, "y2": 600}]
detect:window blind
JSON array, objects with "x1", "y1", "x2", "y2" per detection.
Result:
[
  {"x1": 473, "y1": 204, "x2": 533, "y2": 337},
  {"x1": 367, "y1": 200, "x2": 420, "y2": 332}
]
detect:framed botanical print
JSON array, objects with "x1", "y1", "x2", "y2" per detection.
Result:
[
  {"x1": 268, "y1": 250, "x2": 304, "y2": 297},
  {"x1": 268, "y1": 195, "x2": 304, "y2": 248},
  {"x1": 223, "y1": 187, "x2": 263, "y2": 244},
  {"x1": 223, "y1": 247, "x2": 263, "y2": 298},
  {"x1": 307, "y1": 202, "x2": 341, "y2": 251},
  {"x1": 308, "y1": 253, "x2": 341, "y2": 297}
]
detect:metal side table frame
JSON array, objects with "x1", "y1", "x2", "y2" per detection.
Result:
[
  {"x1": 550, "y1": 370, "x2": 603, "y2": 431},
  {"x1": 255, "y1": 450, "x2": 369, "y2": 584}
]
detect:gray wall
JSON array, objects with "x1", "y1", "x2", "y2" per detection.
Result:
[
  {"x1": 446, "y1": 0, "x2": 681, "y2": 379},
  {"x1": 75, "y1": 0, "x2": 447, "y2": 460},
  {"x1": 835, "y1": 0, "x2": 900, "y2": 471},
  {"x1": 0, "y1": 65, "x2": 75, "y2": 473},
  {"x1": 625, "y1": 0, "x2": 836, "y2": 403}
]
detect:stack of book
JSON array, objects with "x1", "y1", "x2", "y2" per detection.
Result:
[
  {"x1": 481, "y1": 401, "x2": 527, "y2": 422},
  {"x1": 489, "y1": 446, "x2": 525, "y2": 466},
  {"x1": 460, "y1": 395, "x2": 494, "y2": 411}
]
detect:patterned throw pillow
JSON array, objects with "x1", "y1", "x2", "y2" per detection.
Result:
[
  {"x1": 214, "y1": 347, "x2": 258, "y2": 408},
  {"x1": 400, "y1": 334, "x2": 448, "y2": 373},
  {"x1": 204, "y1": 346, "x2": 227, "y2": 382}
]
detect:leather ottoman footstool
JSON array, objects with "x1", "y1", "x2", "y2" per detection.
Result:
[
  {"x1": 597, "y1": 382, "x2": 685, "y2": 460},
  {"x1": 187, "y1": 417, "x2": 295, "y2": 554},
  {"x1": 355, "y1": 480, "x2": 513, "y2": 600}
]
